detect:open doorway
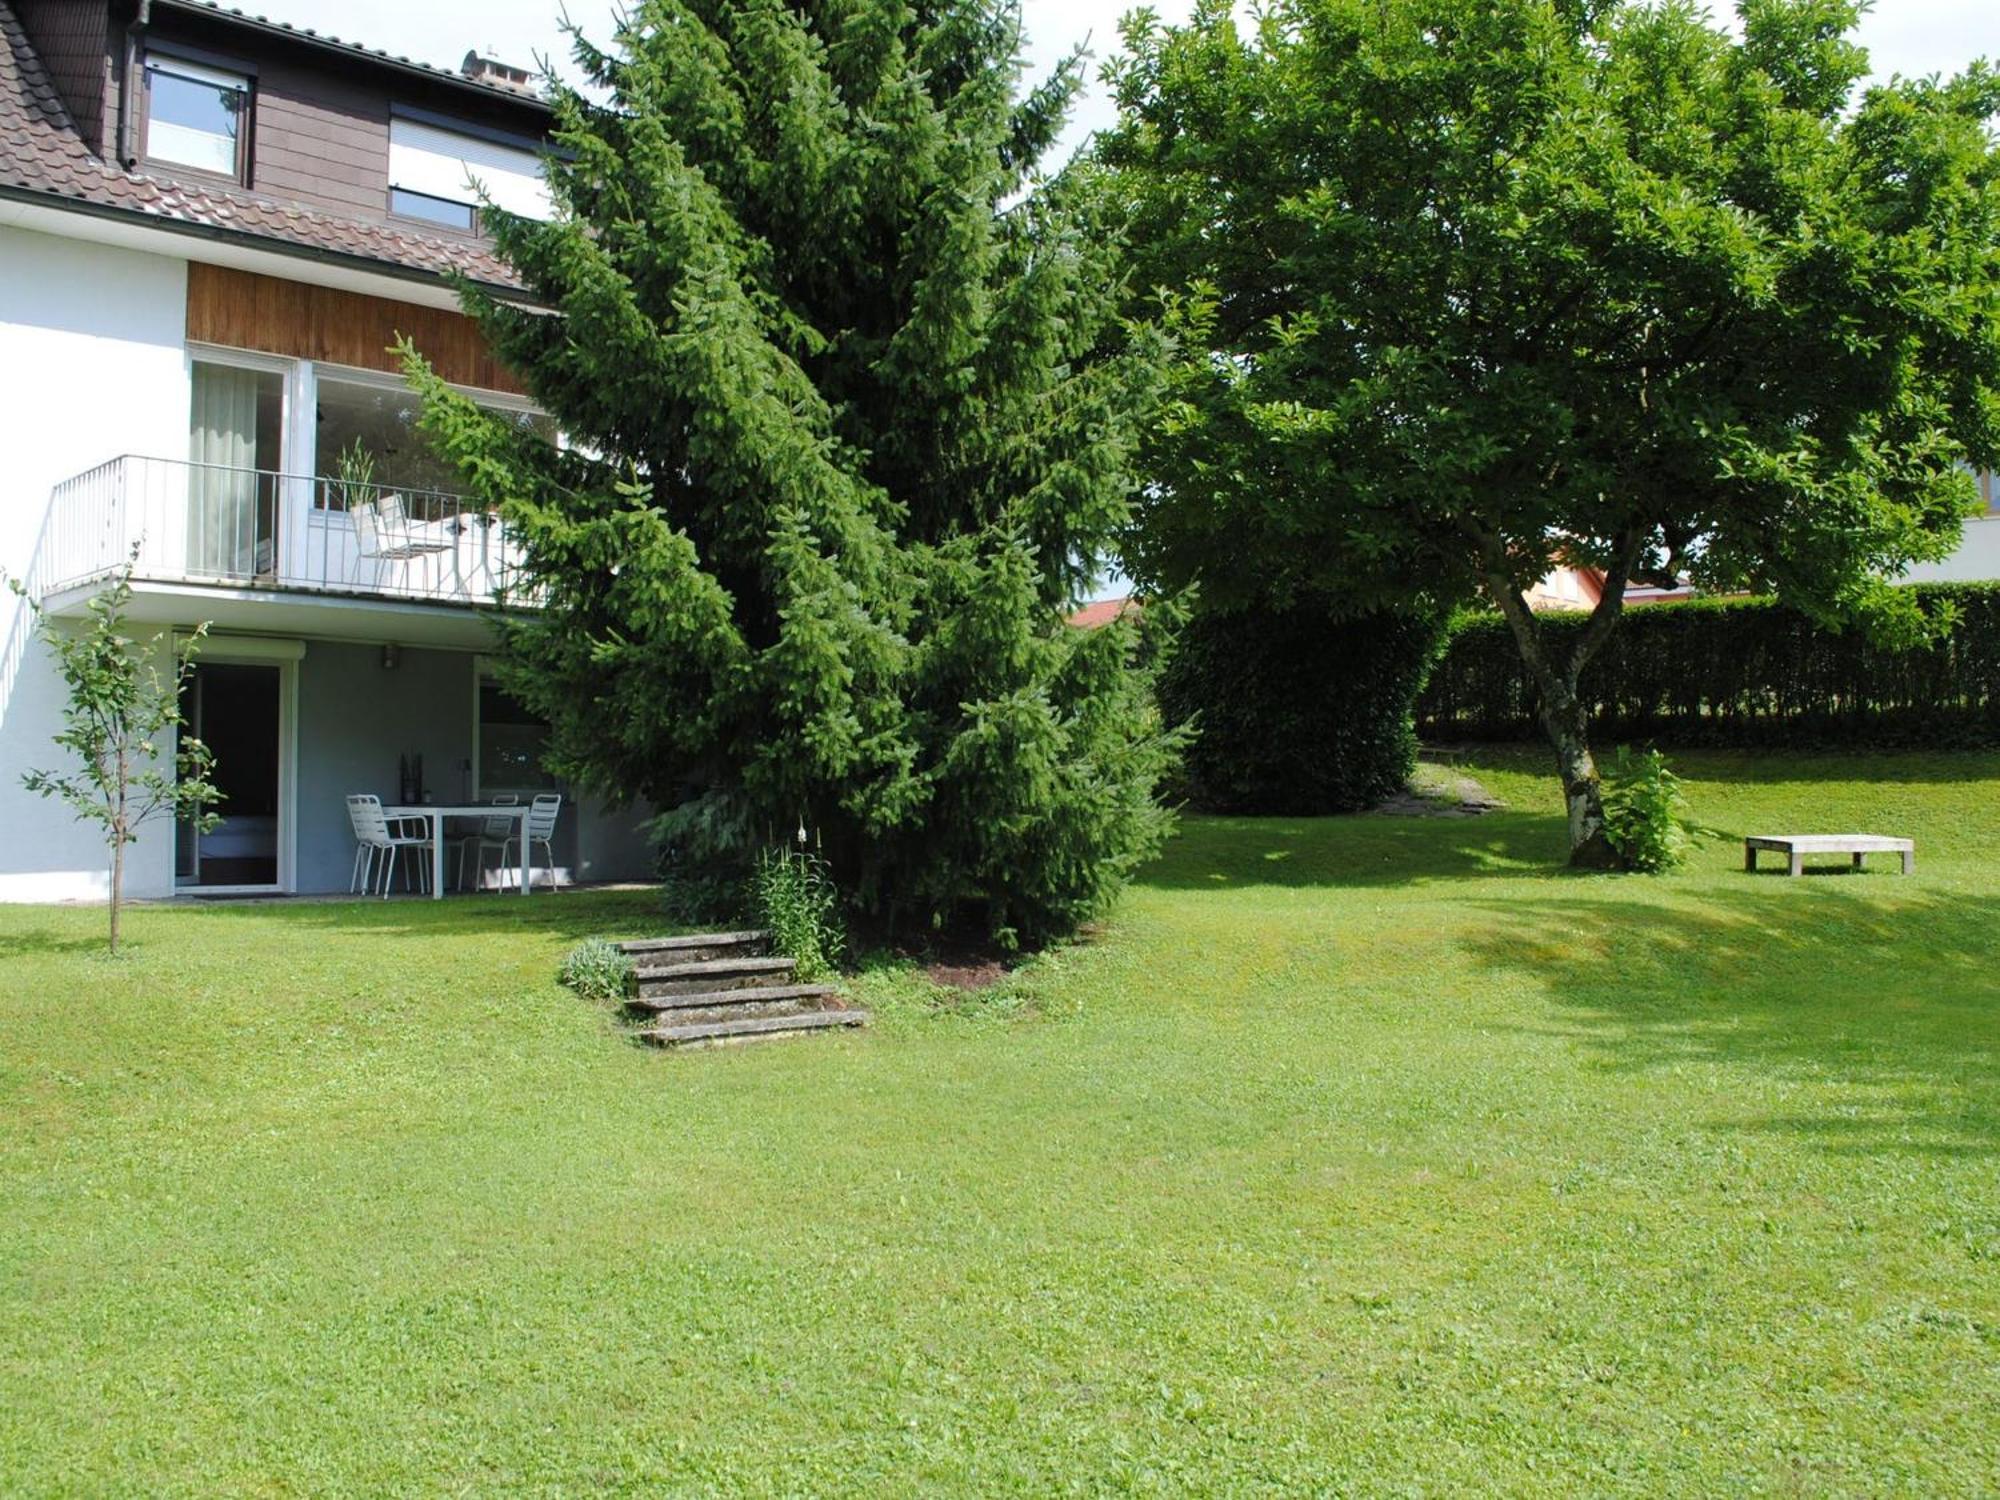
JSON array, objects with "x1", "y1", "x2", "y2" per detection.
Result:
[{"x1": 178, "y1": 663, "x2": 281, "y2": 888}]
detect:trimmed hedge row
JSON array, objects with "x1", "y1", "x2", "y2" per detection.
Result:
[
  {"x1": 1160, "y1": 604, "x2": 1447, "y2": 813},
  {"x1": 1417, "y1": 584, "x2": 2000, "y2": 747}
]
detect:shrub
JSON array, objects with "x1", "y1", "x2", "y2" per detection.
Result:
[
  {"x1": 1157, "y1": 602, "x2": 1448, "y2": 814},
  {"x1": 1418, "y1": 584, "x2": 2000, "y2": 747},
  {"x1": 1601, "y1": 749, "x2": 1708, "y2": 873},
  {"x1": 558, "y1": 938, "x2": 634, "y2": 1003},
  {"x1": 752, "y1": 844, "x2": 845, "y2": 981},
  {"x1": 657, "y1": 862, "x2": 748, "y2": 931}
]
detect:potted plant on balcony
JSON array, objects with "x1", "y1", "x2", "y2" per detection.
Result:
[{"x1": 330, "y1": 439, "x2": 381, "y2": 514}]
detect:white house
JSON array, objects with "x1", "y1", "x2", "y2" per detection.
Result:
[
  {"x1": 1905, "y1": 470, "x2": 2000, "y2": 584},
  {"x1": 0, "y1": 0, "x2": 653, "y2": 900}
]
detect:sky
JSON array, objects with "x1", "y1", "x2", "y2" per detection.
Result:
[{"x1": 233, "y1": 0, "x2": 2000, "y2": 171}]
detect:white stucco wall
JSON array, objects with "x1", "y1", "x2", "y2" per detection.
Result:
[
  {"x1": 1904, "y1": 515, "x2": 2000, "y2": 584},
  {"x1": 0, "y1": 225, "x2": 190, "y2": 902}
]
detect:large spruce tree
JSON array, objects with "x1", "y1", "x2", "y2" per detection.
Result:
[{"x1": 405, "y1": 0, "x2": 1177, "y2": 946}]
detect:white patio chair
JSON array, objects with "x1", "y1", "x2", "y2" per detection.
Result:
[
  {"x1": 350, "y1": 496, "x2": 454, "y2": 562},
  {"x1": 345, "y1": 793, "x2": 432, "y2": 898},
  {"x1": 455, "y1": 794, "x2": 519, "y2": 892},
  {"x1": 500, "y1": 793, "x2": 563, "y2": 892}
]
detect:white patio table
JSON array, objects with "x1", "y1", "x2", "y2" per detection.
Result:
[{"x1": 382, "y1": 803, "x2": 534, "y2": 898}]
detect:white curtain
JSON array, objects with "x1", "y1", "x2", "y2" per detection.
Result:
[{"x1": 188, "y1": 364, "x2": 261, "y2": 578}]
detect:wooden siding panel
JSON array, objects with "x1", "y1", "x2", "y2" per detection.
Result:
[
  {"x1": 249, "y1": 59, "x2": 391, "y2": 219},
  {"x1": 186, "y1": 262, "x2": 524, "y2": 396}
]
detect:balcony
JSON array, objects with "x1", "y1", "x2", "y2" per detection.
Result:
[{"x1": 34, "y1": 456, "x2": 540, "y2": 646}]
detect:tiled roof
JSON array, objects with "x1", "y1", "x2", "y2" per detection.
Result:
[
  {"x1": 155, "y1": 1, "x2": 552, "y2": 111},
  {"x1": 1067, "y1": 596, "x2": 1140, "y2": 630},
  {"x1": 0, "y1": 1, "x2": 523, "y2": 290}
]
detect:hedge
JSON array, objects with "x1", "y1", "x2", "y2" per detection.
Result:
[
  {"x1": 1160, "y1": 604, "x2": 1447, "y2": 813},
  {"x1": 1417, "y1": 584, "x2": 2000, "y2": 747}
]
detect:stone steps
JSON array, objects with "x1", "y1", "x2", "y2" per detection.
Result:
[
  {"x1": 627, "y1": 981, "x2": 839, "y2": 1014},
  {"x1": 608, "y1": 930, "x2": 866, "y2": 1049},
  {"x1": 616, "y1": 930, "x2": 772, "y2": 965},
  {"x1": 637, "y1": 1009, "x2": 870, "y2": 1049},
  {"x1": 632, "y1": 954, "x2": 800, "y2": 997}
]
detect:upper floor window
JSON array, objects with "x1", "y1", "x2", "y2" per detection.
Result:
[
  {"x1": 144, "y1": 55, "x2": 250, "y2": 180},
  {"x1": 388, "y1": 115, "x2": 551, "y2": 233}
]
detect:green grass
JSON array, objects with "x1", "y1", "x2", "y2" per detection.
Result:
[{"x1": 3, "y1": 750, "x2": 1998, "y2": 1495}]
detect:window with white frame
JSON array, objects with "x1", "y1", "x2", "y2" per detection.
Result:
[
  {"x1": 388, "y1": 115, "x2": 551, "y2": 231},
  {"x1": 310, "y1": 367, "x2": 554, "y2": 506},
  {"x1": 144, "y1": 54, "x2": 251, "y2": 179}
]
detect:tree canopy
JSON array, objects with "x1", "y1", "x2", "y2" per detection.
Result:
[
  {"x1": 1100, "y1": 0, "x2": 2000, "y2": 862},
  {"x1": 406, "y1": 0, "x2": 1179, "y2": 946}
]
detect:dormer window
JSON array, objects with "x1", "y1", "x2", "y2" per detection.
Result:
[
  {"x1": 143, "y1": 55, "x2": 250, "y2": 181},
  {"x1": 388, "y1": 114, "x2": 552, "y2": 234}
]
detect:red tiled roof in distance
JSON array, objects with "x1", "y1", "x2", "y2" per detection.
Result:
[{"x1": 1068, "y1": 596, "x2": 1139, "y2": 630}]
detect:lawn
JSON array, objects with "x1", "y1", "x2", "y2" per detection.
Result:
[{"x1": 2, "y1": 750, "x2": 1997, "y2": 1495}]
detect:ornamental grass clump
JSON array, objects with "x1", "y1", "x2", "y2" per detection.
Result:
[
  {"x1": 752, "y1": 842, "x2": 845, "y2": 983},
  {"x1": 558, "y1": 938, "x2": 634, "y2": 1003}
]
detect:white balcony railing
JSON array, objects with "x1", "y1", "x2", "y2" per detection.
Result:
[{"x1": 38, "y1": 455, "x2": 541, "y2": 609}]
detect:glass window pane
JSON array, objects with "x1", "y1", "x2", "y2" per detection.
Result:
[
  {"x1": 314, "y1": 374, "x2": 555, "y2": 508},
  {"x1": 148, "y1": 66, "x2": 243, "y2": 175},
  {"x1": 479, "y1": 679, "x2": 555, "y2": 791},
  {"x1": 390, "y1": 187, "x2": 476, "y2": 231}
]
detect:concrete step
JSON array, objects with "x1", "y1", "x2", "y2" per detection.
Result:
[
  {"x1": 616, "y1": 929, "x2": 771, "y2": 963},
  {"x1": 638, "y1": 1009, "x2": 871, "y2": 1049},
  {"x1": 627, "y1": 982, "x2": 837, "y2": 1014},
  {"x1": 633, "y1": 954, "x2": 796, "y2": 996}
]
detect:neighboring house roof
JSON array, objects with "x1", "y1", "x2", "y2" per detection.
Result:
[
  {"x1": 1068, "y1": 596, "x2": 1139, "y2": 629},
  {"x1": 153, "y1": 1, "x2": 552, "y2": 112},
  {"x1": 0, "y1": 1, "x2": 522, "y2": 290}
]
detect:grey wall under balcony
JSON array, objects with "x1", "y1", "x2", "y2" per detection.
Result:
[
  {"x1": 295, "y1": 640, "x2": 479, "y2": 891},
  {"x1": 293, "y1": 640, "x2": 654, "y2": 893}
]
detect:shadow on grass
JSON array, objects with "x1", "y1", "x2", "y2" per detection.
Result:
[
  {"x1": 163, "y1": 888, "x2": 672, "y2": 944},
  {"x1": 0, "y1": 930, "x2": 115, "y2": 959},
  {"x1": 1137, "y1": 810, "x2": 1572, "y2": 891},
  {"x1": 1462, "y1": 890, "x2": 2000, "y2": 1159}
]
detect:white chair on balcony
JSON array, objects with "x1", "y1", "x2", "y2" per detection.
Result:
[
  {"x1": 499, "y1": 793, "x2": 563, "y2": 892},
  {"x1": 350, "y1": 493, "x2": 453, "y2": 593},
  {"x1": 345, "y1": 793, "x2": 432, "y2": 897},
  {"x1": 455, "y1": 794, "x2": 519, "y2": 892}
]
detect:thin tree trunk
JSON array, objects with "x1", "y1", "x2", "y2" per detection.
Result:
[
  {"x1": 109, "y1": 834, "x2": 124, "y2": 955},
  {"x1": 110, "y1": 745, "x2": 128, "y2": 956},
  {"x1": 1536, "y1": 677, "x2": 1620, "y2": 869},
  {"x1": 1486, "y1": 570, "x2": 1624, "y2": 870}
]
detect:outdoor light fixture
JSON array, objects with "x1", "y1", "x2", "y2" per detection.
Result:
[{"x1": 381, "y1": 643, "x2": 400, "y2": 671}]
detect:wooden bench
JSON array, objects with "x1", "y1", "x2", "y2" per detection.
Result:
[{"x1": 1744, "y1": 834, "x2": 1914, "y2": 877}]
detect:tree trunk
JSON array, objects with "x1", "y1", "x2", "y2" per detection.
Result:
[
  {"x1": 1485, "y1": 568, "x2": 1627, "y2": 870},
  {"x1": 108, "y1": 835, "x2": 124, "y2": 955},
  {"x1": 1538, "y1": 683, "x2": 1621, "y2": 870}
]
